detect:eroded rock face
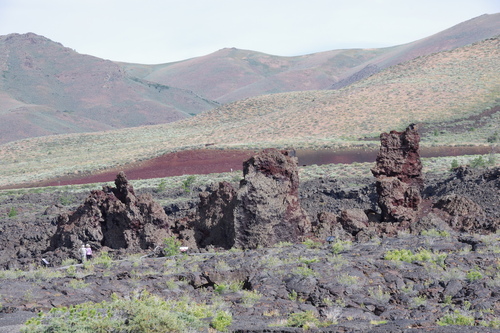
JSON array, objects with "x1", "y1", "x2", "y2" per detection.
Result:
[
  {"x1": 51, "y1": 172, "x2": 173, "y2": 255},
  {"x1": 233, "y1": 148, "x2": 311, "y2": 249},
  {"x1": 433, "y1": 194, "x2": 486, "y2": 232},
  {"x1": 371, "y1": 124, "x2": 423, "y2": 223},
  {"x1": 338, "y1": 209, "x2": 369, "y2": 236},
  {"x1": 424, "y1": 166, "x2": 499, "y2": 233},
  {"x1": 194, "y1": 181, "x2": 237, "y2": 249}
]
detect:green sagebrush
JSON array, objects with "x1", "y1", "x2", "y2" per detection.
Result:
[{"x1": 22, "y1": 291, "x2": 232, "y2": 333}]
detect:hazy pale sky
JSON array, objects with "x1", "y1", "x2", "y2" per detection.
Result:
[{"x1": 1, "y1": 0, "x2": 499, "y2": 64}]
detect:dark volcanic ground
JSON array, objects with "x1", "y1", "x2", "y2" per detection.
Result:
[{"x1": 0, "y1": 163, "x2": 499, "y2": 332}]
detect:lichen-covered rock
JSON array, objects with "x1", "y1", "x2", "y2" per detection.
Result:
[
  {"x1": 50, "y1": 172, "x2": 173, "y2": 258},
  {"x1": 371, "y1": 125, "x2": 423, "y2": 223},
  {"x1": 233, "y1": 148, "x2": 311, "y2": 249}
]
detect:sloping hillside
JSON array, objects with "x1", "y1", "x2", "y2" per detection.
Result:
[
  {"x1": 1, "y1": 14, "x2": 498, "y2": 145},
  {"x1": 0, "y1": 33, "x2": 218, "y2": 144},
  {"x1": 0, "y1": 36, "x2": 498, "y2": 188},
  {"x1": 123, "y1": 13, "x2": 500, "y2": 102}
]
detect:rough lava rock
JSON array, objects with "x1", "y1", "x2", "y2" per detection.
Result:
[
  {"x1": 425, "y1": 166, "x2": 499, "y2": 233},
  {"x1": 371, "y1": 124, "x2": 423, "y2": 223},
  {"x1": 233, "y1": 148, "x2": 312, "y2": 249},
  {"x1": 49, "y1": 172, "x2": 173, "y2": 261},
  {"x1": 193, "y1": 181, "x2": 237, "y2": 249}
]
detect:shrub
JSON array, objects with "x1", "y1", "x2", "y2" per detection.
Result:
[
  {"x1": 93, "y1": 251, "x2": 113, "y2": 268},
  {"x1": 450, "y1": 159, "x2": 459, "y2": 170},
  {"x1": 409, "y1": 295, "x2": 428, "y2": 309},
  {"x1": 22, "y1": 291, "x2": 227, "y2": 333},
  {"x1": 368, "y1": 286, "x2": 391, "y2": 303},
  {"x1": 181, "y1": 175, "x2": 196, "y2": 192},
  {"x1": 210, "y1": 310, "x2": 233, "y2": 331},
  {"x1": 163, "y1": 236, "x2": 181, "y2": 257},
  {"x1": 437, "y1": 310, "x2": 475, "y2": 326},
  {"x1": 293, "y1": 265, "x2": 317, "y2": 277},
  {"x1": 285, "y1": 310, "x2": 335, "y2": 329},
  {"x1": 214, "y1": 283, "x2": 228, "y2": 294},
  {"x1": 384, "y1": 248, "x2": 447, "y2": 267},
  {"x1": 8, "y1": 207, "x2": 17, "y2": 218},
  {"x1": 61, "y1": 258, "x2": 78, "y2": 266},
  {"x1": 302, "y1": 239, "x2": 322, "y2": 249},
  {"x1": 286, "y1": 310, "x2": 321, "y2": 329},
  {"x1": 336, "y1": 273, "x2": 359, "y2": 286},
  {"x1": 241, "y1": 290, "x2": 262, "y2": 307},
  {"x1": 288, "y1": 290, "x2": 298, "y2": 301},
  {"x1": 469, "y1": 156, "x2": 486, "y2": 168},
  {"x1": 466, "y1": 269, "x2": 483, "y2": 282},
  {"x1": 59, "y1": 194, "x2": 73, "y2": 205},
  {"x1": 421, "y1": 229, "x2": 450, "y2": 237},
  {"x1": 155, "y1": 179, "x2": 167, "y2": 193},
  {"x1": 68, "y1": 279, "x2": 89, "y2": 289},
  {"x1": 331, "y1": 239, "x2": 352, "y2": 254}
]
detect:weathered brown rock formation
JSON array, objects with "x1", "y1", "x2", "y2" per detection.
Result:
[
  {"x1": 433, "y1": 194, "x2": 486, "y2": 232},
  {"x1": 191, "y1": 148, "x2": 312, "y2": 249},
  {"x1": 371, "y1": 124, "x2": 423, "y2": 223},
  {"x1": 338, "y1": 209, "x2": 369, "y2": 236},
  {"x1": 233, "y1": 148, "x2": 312, "y2": 249},
  {"x1": 51, "y1": 172, "x2": 173, "y2": 255},
  {"x1": 194, "y1": 181, "x2": 237, "y2": 249}
]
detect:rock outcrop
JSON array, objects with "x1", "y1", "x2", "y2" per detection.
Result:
[
  {"x1": 233, "y1": 149, "x2": 312, "y2": 249},
  {"x1": 371, "y1": 124, "x2": 423, "y2": 223},
  {"x1": 50, "y1": 172, "x2": 173, "y2": 258},
  {"x1": 194, "y1": 181, "x2": 237, "y2": 249},
  {"x1": 193, "y1": 149, "x2": 312, "y2": 250},
  {"x1": 424, "y1": 166, "x2": 500, "y2": 233}
]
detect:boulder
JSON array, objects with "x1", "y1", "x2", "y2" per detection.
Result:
[
  {"x1": 433, "y1": 194, "x2": 486, "y2": 232},
  {"x1": 338, "y1": 209, "x2": 369, "y2": 236}
]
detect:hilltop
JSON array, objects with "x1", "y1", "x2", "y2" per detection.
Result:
[{"x1": 123, "y1": 13, "x2": 500, "y2": 102}]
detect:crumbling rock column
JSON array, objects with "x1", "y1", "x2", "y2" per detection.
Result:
[
  {"x1": 194, "y1": 181, "x2": 237, "y2": 249},
  {"x1": 233, "y1": 148, "x2": 311, "y2": 249},
  {"x1": 371, "y1": 124, "x2": 423, "y2": 223},
  {"x1": 51, "y1": 172, "x2": 173, "y2": 254}
]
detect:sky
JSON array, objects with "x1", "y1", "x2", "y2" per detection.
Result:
[{"x1": 0, "y1": 0, "x2": 499, "y2": 64}]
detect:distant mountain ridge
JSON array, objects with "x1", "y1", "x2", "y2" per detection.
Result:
[
  {"x1": 0, "y1": 13, "x2": 499, "y2": 144},
  {"x1": 124, "y1": 13, "x2": 500, "y2": 101}
]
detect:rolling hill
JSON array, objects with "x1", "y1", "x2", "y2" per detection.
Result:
[
  {"x1": 0, "y1": 35, "x2": 498, "y2": 188},
  {"x1": 122, "y1": 13, "x2": 500, "y2": 102},
  {"x1": 0, "y1": 13, "x2": 499, "y2": 145},
  {"x1": 0, "y1": 33, "x2": 218, "y2": 144}
]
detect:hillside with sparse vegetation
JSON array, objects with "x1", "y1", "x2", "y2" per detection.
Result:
[{"x1": 0, "y1": 36, "x2": 498, "y2": 188}]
